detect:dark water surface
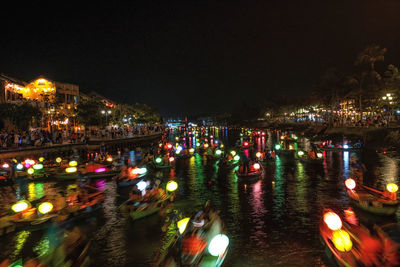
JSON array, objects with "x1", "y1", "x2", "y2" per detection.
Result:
[{"x1": 1, "y1": 128, "x2": 399, "y2": 266}]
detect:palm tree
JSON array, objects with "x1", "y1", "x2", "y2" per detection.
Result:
[{"x1": 355, "y1": 44, "x2": 387, "y2": 72}]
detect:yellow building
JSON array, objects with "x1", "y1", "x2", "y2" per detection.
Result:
[{"x1": 1, "y1": 74, "x2": 79, "y2": 109}]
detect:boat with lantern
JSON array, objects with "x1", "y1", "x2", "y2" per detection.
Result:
[
  {"x1": 236, "y1": 162, "x2": 264, "y2": 180},
  {"x1": 151, "y1": 155, "x2": 175, "y2": 170},
  {"x1": 155, "y1": 204, "x2": 229, "y2": 267},
  {"x1": 52, "y1": 162, "x2": 119, "y2": 181},
  {"x1": 344, "y1": 178, "x2": 399, "y2": 216},
  {"x1": 9, "y1": 200, "x2": 58, "y2": 229},
  {"x1": 60, "y1": 188, "x2": 105, "y2": 221},
  {"x1": 115, "y1": 166, "x2": 148, "y2": 187},
  {"x1": 320, "y1": 209, "x2": 400, "y2": 267},
  {"x1": 297, "y1": 150, "x2": 324, "y2": 164},
  {"x1": 217, "y1": 150, "x2": 240, "y2": 171},
  {"x1": 120, "y1": 180, "x2": 178, "y2": 221},
  {"x1": 274, "y1": 139, "x2": 296, "y2": 157}
]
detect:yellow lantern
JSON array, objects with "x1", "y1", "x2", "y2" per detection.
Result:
[
  {"x1": 38, "y1": 157, "x2": 45, "y2": 162},
  {"x1": 166, "y1": 181, "x2": 178, "y2": 192},
  {"x1": 56, "y1": 157, "x2": 62, "y2": 163},
  {"x1": 38, "y1": 202, "x2": 53, "y2": 214},
  {"x1": 177, "y1": 217, "x2": 190, "y2": 234},
  {"x1": 69, "y1": 160, "x2": 78, "y2": 167},
  {"x1": 387, "y1": 183, "x2": 398, "y2": 193},
  {"x1": 332, "y1": 230, "x2": 353, "y2": 252},
  {"x1": 27, "y1": 168, "x2": 34, "y2": 175},
  {"x1": 11, "y1": 200, "x2": 30, "y2": 213},
  {"x1": 65, "y1": 167, "x2": 77, "y2": 173}
]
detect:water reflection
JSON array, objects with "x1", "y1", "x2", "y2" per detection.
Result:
[{"x1": 0, "y1": 129, "x2": 399, "y2": 266}]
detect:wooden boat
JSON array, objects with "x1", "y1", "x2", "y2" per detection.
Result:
[
  {"x1": 120, "y1": 195, "x2": 172, "y2": 221},
  {"x1": 320, "y1": 209, "x2": 400, "y2": 267},
  {"x1": 346, "y1": 187, "x2": 398, "y2": 216},
  {"x1": 236, "y1": 163, "x2": 264, "y2": 180},
  {"x1": 298, "y1": 156, "x2": 323, "y2": 164},
  {"x1": 53, "y1": 170, "x2": 119, "y2": 181},
  {"x1": 344, "y1": 178, "x2": 399, "y2": 216}
]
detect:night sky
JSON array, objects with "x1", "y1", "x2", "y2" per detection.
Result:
[{"x1": 2, "y1": 1, "x2": 400, "y2": 116}]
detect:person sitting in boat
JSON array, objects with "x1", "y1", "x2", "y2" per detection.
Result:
[
  {"x1": 129, "y1": 185, "x2": 143, "y2": 203},
  {"x1": 239, "y1": 149, "x2": 250, "y2": 174},
  {"x1": 270, "y1": 150, "x2": 276, "y2": 159},
  {"x1": 99, "y1": 142, "x2": 107, "y2": 161},
  {"x1": 308, "y1": 150, "x2": 316, "y2": 159},
  {"x1": 145, "y1": 180, "x2": 166, "y2": 201}
]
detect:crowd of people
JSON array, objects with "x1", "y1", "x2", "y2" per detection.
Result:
[{"x1": 0, "y1": 125, "x2": 163, "y2": 150}]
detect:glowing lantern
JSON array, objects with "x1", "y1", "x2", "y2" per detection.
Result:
[
  {"x1": 2, "y1": 163, "x2": 9, "y2": 169},
  {"x1": 24, "y1": 163, "x2": 31, "y2": 168},
  {"x1": 204, "y1": 143, "x2": 209, "y2": 148},
  {"x1": 131, "y1": 167, "x2": 147, "y2": 175},
  {"x1": 289, "y1": 145, "x2": 294, "y2": 150},
  {"x1": 189, "y1": 148, "x2": 195, "y2": 154},
  {"x1": 233, "y1": 155, "x2": 240, "y2": 161},
  {"x1": 280, "y1": 136, "x2": 285, "y2": 140},
  {"x1": 69, "y1": 160, "x2": 78, "y2": 167},
  {"x1": 345, "y1": 178, "x2": 356, "y2": 190},
  {"x1": 27, "y1": 168, "x2": 34, "y2": 175},
  {"x1": 256, "y1": 152, "x2": 262, "y2": 158},
  {"x1": 332, "y1": 230, "x2": 352, "y2": 252},
  {"x1": 208, "y1": 234, "x2": 229, "y2": 256},
  {"x1": 169, "y1": 157, "x2": 175, "y2": 162},
  {"x1": 243, "y1": 141, "x2": 249, "y2": 147},
  {"x1": 106, "y1": 156, "x2": 113, "y2": 162},
  {"x1": 298, "y1": 151, "x2": 305, "y2": 156},
  {"x1": 38, "y1": 157, "x2": 45, "y2": 162},
  {"x1": 11, "y1": 200, "x2": 30, "y2": 213},
  {"x1": 65, "y1": 167, "x2": 77, "y2": 173},
  {"x1": 137, "y1": 180, "x2": 148, "y2": 191},
  {"x1": 16, "y1": 163, "x2": 23, "y2": 170},
  {"x1": 220, "y1": 144, "x2": 224, "y2": 148},
  {"x1": 167, "y1": 143, "x2": 173, "y2": 149},
  {"x1": 56, "y1": 157, "x2": 62, "y2": 163},
  {"x1": 387, "y1": 183, "x2": 398, "y2": 193},
  {"x1": 175, "y1": 137, "x2": 179, "y2": 141},
  {"x1": 230, "y1": 151, "x2": 236, "y2": 156},
  {"x1": 275, "y1": 144, "x2": 281, "y2": 150},
  {"x1": 317, "y1": 152, "x2": 323, "y2": 158},
  {"x1": 343, "y1": 144, "x2": 349, "y2": 149},
  {"x1": 196, "y1": 142, "x2": 201, "y2": 147},
  {"x1": 166, "y1": 180, "x2": 178, "y2": 192},
  {"x1": 155, "y1": 157, "x2": 163, "y2": 164},
  {"x1": 253, "y1": 163, "x2": 261, "y2": 170},
  {"x1": 33, "y1": 164, "x2": 43, "y2": 170},
  {"x1": 215, "y1": 149, "x2": 222, "y2": 156},
  {"x1": 38, "y1": 202, "x2": 53, "y2": 214},
  {"x1": 95, "y1": 168, "x2": 106, "y2": 173},
  {"x1": 323, "y1": 212, "x2": 342, "y2": 231},
  {"x1": 177, "y1": 217, "x2": 190, "y2": 234},
  {"x1": 25, "y1": 159, "x2": 35, "y2": 165}
]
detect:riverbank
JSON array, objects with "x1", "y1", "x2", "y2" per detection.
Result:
[
  {"x1": 0, "y1": 133, "x2": 162, "y2": 160},
  {"x1": 259, "y1": 122, "x2": 400, "y2": 151}
]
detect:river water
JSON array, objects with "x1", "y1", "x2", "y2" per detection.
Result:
[{"x1": 0, "y1": 128, "x2": 399, "y2": 266}]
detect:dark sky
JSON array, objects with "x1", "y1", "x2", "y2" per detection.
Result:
[{"x1": 2, "y1": 1, "x2": 400, "y2": 116}]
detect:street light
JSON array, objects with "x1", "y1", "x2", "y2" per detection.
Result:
[{"x1": 101, "y1": 110, "x2": 112, "y2": 126}]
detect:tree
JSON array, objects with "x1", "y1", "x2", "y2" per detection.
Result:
[
  {"x1": 0, "y1": 103, "x2": 42, "y2": 131},
  {"x1": 351, "y1": 44, "x2": 387, "y2": 114},
  {"x1": 76, "y1": 99, "x2": 103, "y2": 126}
]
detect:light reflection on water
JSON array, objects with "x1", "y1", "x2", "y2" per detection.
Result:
[{"x1": 0, "y1": 129, "x2": 399, "y2": 266}]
